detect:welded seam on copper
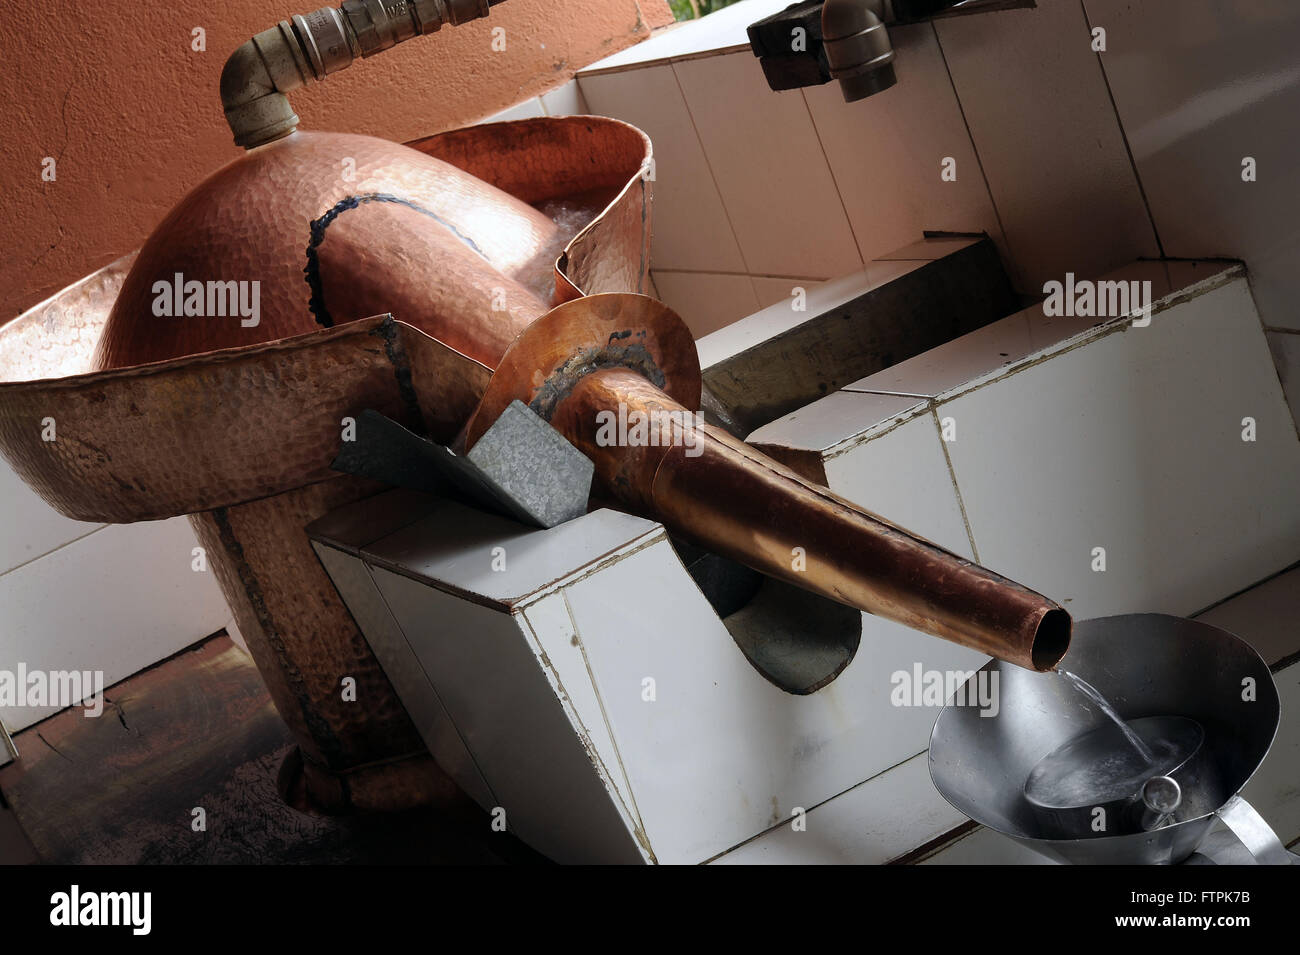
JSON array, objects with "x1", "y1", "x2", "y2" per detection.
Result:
[
  {"x1": 304, "y1": 193, "x2": 487, "y2": 328},
  {"x1": 527, "y1": 337, "x2": 667, "y2": 422},
  {"x1": 370, "y1": 316, "x2": 426, "y2": 436},
  {"x1": 210, "y1": 508, "x2": 346, "y2": 765}
]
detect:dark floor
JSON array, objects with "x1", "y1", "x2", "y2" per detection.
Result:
[{"x1": 0, "y1": 634, "x2": 538, "y2": 865}]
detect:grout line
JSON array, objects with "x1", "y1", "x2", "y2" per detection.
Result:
[
  {"x1": 560, "y1": 588, "x2": 656, "y2": 862},
  {"x1": 700, "y1": 749, "x2": 934, "y2": 864},
  {"x1": 0, "y1": 524, "x2": 107, "y2": 580},
  {"x1": 930, "y1": 405, "x2": 981, "y2": 563},
  {"x1": 1080, "y1": 0, "x2": 1166, "y2": 258},
  {"x1": 668, "y1": 60, "x2": 755, "y2": 281},
  {"x1": 652, "y1": 266, "x2": 823, "y2": 281},
  {"x1": 360, "y1": 560, "x2": 499, "y2": 810},
  {"x1": 800, "y1": 87, "x2": 868, "y2": 270},
  {"x1": 929, "y1": 21, "x2": 1022, "y2": 290},
  {"x1": 841, "y1": 387, "x2": 936, "y2": 399}
]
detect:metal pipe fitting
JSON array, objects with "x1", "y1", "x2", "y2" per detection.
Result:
[
  {"x1": 221, "y1": 0, "x2": 502, "y2": 149},
  {"x1": 821, "y1": 0, "x2": 897, "y2": 102}
]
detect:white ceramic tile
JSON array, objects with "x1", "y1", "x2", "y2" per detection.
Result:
[
  {"x1": 1266, "y1": 331, "x2": 1300, "y2": 429},
  {"x1": 539, "y1": 79, "x2": 588, "y2": 116},
  {"x1": 695, "y1": 259, "x2": 921, "y2": 370},
  {"x1": 824, "y1": 411, "x2": 975, "y2": 559},
  {"x1": 672, "y1": 51, "x2": 864, "y2": 279},
  {"x1": 564, "y1": 535, "x2": 989, "y2": 863},
  {"x1": 0, "y1": 722, "x2": 14, "y2": 767},
  {"x1": 521, "y1": 593, "x2": 640, "y2": 831},
  {"x1": 845, "y1": 260, "x2": 1240, "y2": 399},
  {"x1": 878, "y1": 236, "x2": 985, "y2": 261},
  {"x1": 372, "y1": 567, "x2": 647, "y2": 863},
  {"x1": 939, "y1": 276, "x2": 1300, "y2": 621},
  {"x1": 0, "y1": 456, "x2": 103, "y2": 575},
  {"x1": 750, "y1": 392, "x2": 969, "y2": 554},
  {"x1": 1194, "y1": 568, "x2": 1300, "y2": 668},
  {"x1": 750, "y1": 276, "x2": 823, "y2": 311},
  {"x1": 0, "y1": 518, "x2": 232, "y2": 731},
  {"x1": 1086, "y1": 0, "x2": 1300, "y2": 330},
  {"x1": 579, "y1": 0, "x2": 793, "y2": 74},
  {"x1": 712, "y1": 753, "x2": 967, "y2": 864},
  {"x1": 1239, "y1": 661, "x2": 1300, "y2": 847},
  {"x1": 749, "y1": 390, "x2": 926, "y2": 456},
  {"x1": 803, "y1": 24, "x2": 1004, "y2": 269},
  {"x1": 650, "y1": 270, "x2": 761, "y2": 338},
  {"x1": 362, "y1": 499, "x2": 658, "y2": 608},
  {"x1": 920, "y1": 824, "x2": 1056, "y2": 865},
  {"x1": 578, "y1": 64, "x2": 747, "y2": 273},
  {"x1": 934, "y1": 2, "x2": 1160, "y2": 292},
  {"x1": 480, "y1": 97, "x2": 546, "y2": 123},
  {"x1": 312, "y1": 543, "x2": 495, "y2": 809}
]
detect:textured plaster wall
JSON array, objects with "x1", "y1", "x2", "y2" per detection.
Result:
[{"x1": 0, "y1": 0, "x2": 672, "y2": 320}]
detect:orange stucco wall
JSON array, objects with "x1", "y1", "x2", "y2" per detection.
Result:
[{"x1": 0, "y1": 0, "x2": 672, "y2": 321}]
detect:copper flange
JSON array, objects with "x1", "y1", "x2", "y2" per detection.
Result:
[{"x1": 463, "y1": 292, "x2": 702, "y2": 451}]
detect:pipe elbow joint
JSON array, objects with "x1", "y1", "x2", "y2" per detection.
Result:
[
  {"x1": 822, "y1": 0, "x2": 897, "y2": 101},
  {"x1": 221, "y1": 32, "x2": 303, "y2": 150}
]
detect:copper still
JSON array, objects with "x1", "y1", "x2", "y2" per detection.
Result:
[{"x1": 0, "y1": 1, "x2": 1069, "y2": 812}]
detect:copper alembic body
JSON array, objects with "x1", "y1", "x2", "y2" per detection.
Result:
[{"x1": 0, "y1": 2, "x2": 1069, "y2": 812}]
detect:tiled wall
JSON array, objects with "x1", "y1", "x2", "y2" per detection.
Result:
[
  {"x1": 0, "y1": 456, "x2": 234, "y2": 735},
  {"x1": 573, "y1": 0, "x2": 1300, "y2": 430}
]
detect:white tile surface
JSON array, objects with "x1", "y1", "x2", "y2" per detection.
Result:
[
  {"x1": 650, "y1": 270, "x2": 761, "y2": 338},
  {"x1": 939, "y1": 276, "x2": 1300, "y2": 621},
  {"x1": 748, "y1": 390, "x2": 926, "y2": 456},
  {"x1": 695, "y1": 259, "x2": 921, "y2": 370},
  {"x1": 845, "y1": 260, "x2": 1240, "y2": 399},
  {"x1": 712, "y1": 752, "x2": 967, "y2": 864},
  {"x1": 1266, "y1": 330, "x2": 1300, "y2": 428},
  {"x1": 0, "y1": 456, "x2": 102, "y2": 575},
  {"x1": 1239, "y1": 661, "x2": 1300, "y2": 847},
  {"x1": 563, "y1": 535, "x2": 989, "y2": 864},
  {"x1": 362, "y1": 500, "x2": 658, "y2": 608},
  {"x1": 579, "y1": 0, "x2": 793, "y2": 74},
  {"x1": 312, "y1": 543, "x2": 495, "y2": 809},
  {"x1": 578, "y1": 64, "x2": 747, "y2": 273},
  {"x1": 0, "y1": 518, "x2": 232, "y2": 731},
  {"x1": 372, "y1": 566, "x2": 646, "y2": 863},
  {"x1": 803, "y1": 23, "x2": 1004, "y2": 269},
  {"x1": 921, "y1": 824, "x2": 1056, "y2": 865},
  {"x1": 672, "y1": 51, "x2": 864, "y2": 280},
  {"x1": 539, "y1": 79, "x2": 588, "y2": 116},
  {"x1": 480, "y1": 97, "x2": 546, "y2": 123},
  {"x1": 751, "y1": 276, "x2": 823, "y2": 311},
  {"x1": 934, "y1": 2, "x2": 1160, "y2": 291},
  {"x1": 1194, "y1": 567, "x2": 1300, "y2": 668},
  {"x1": 823, "y1": 410, "x2": 975, "y2": 559},
  {"x1": 1086, "y1": 0, "x2": 1300, "y2": 330},
  {"x1": 520, "y1": 593, "x2": 641, "y2": 827}
]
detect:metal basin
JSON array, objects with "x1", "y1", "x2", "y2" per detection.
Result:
[{"x1": 929, "y1": 613, "x2": 1290, "y2": 864}]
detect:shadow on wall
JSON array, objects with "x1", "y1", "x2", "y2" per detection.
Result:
[{"x1": 0, "y1": 0, "x2": 674, "y2": 322}]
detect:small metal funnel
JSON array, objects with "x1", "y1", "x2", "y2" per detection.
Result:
[{"x1": 929, "y1": 613, "x2": 1292, "y2": 865}]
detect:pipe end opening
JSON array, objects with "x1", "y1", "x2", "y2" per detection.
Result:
[{"x1": 1031, "y1": 608, "x2": 1072, "y2": 671}]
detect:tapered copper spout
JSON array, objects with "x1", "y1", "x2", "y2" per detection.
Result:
[{"x1": 467, "y1": 293, "x2": 1071, "y2": 672}]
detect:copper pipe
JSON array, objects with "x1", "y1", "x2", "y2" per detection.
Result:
[{"x1": 548, "y1": 366, "x2": 1071, "y2": 672}]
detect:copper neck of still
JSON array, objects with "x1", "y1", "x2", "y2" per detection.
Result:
[{"x1": 548, "y1": 367, "x2": 1070, "y2": 672}]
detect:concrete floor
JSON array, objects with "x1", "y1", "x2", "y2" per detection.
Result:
[{"x1": 0, "y1": 633, "x2": 544, "y2": 865}]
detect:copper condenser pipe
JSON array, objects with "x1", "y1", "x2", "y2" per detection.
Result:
[{"x1": 547, "y1": 366, "x2": 1071, "y2": 672}]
